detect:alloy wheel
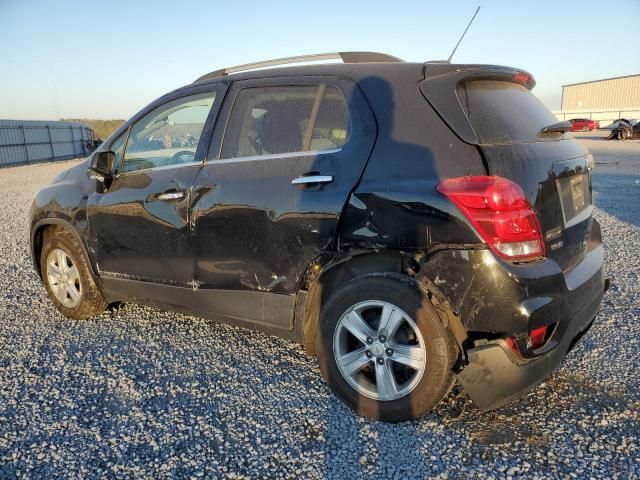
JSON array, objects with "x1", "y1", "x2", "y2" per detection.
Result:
[
  {"x1": 46, "y1": 248, "x2": 82, "y2": 308},
  {"x1": 333, "y1": 300, "x2": 427, "y2": 401}
]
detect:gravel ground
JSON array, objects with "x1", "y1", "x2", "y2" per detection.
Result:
[{"x1": 0, "y1": 138, "x2": 639, "y2": 479}]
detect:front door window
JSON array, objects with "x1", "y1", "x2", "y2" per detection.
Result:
[{"x1": 119, "y1": 92, "x2": 216, "y2": 173}]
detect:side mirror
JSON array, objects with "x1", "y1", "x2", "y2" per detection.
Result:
[{"x1": 90, "y1": 151, "x2": 115, "y2": 182}]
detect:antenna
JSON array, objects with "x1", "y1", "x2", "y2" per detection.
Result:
[{"x1": 447, "y1": 6, "x2": 481, "y2": 63}]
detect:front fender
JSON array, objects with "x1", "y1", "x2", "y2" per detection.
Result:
[{"x1": 29, "y1": 161, "x2": 95, "y2": 279}]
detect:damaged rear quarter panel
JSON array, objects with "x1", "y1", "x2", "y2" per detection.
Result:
[
  {"x1": 338, "y1": 68, "x2": 489, "y2": 252},
  {"x1": 417, "y1": 248, "x2": 564, "y2": 335}
]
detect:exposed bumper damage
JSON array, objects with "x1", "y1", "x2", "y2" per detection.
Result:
[
  {"x1": 418, "y1": 220, "x2": 607, "y2": 411},
  {"x1": 458, "y1": 283, "x2": 602, "y2": 411}
]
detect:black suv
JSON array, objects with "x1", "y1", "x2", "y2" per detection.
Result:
[{"x1": 30, "y1": 52, "x2": 607, "y2": 422}]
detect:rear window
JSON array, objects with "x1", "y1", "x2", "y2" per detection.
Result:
[{"x1": 458, "y1": 80, "x2": 561, "y2": 144}]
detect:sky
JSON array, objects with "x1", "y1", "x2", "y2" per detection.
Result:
[{"x1": 1, "y1": 0, "x2": 639, "y2": 121}]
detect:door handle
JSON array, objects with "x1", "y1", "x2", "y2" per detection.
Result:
[
  {"x1": 291, "y1": 175, "x2": 333, "y2": 185},
  {"x1": 156, "y1": 190, "x2": 185, "y2": 201}
]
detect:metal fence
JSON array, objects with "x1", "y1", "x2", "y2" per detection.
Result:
[{"x1": 0, "y1": 120, "x2": 94, "y2": 168}]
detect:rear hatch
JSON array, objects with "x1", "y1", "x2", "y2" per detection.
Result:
[{"x1": 420, "y1": 65, "x2": 593, "y2": 271}]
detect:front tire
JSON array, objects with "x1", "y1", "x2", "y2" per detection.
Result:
[
  {"x1": 40, "y1": 227, "x2": 107, "y2": 319},
  {"x1": 316, "y1": 274, "x2": 457, "y2": 422}
]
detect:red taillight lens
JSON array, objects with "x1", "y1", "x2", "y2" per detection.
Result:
[
  {"x1": 530, "y1": 326, "x2": 548, "y2": 349},
  {"x1": 505, "y1": 336, "x2": 521, "y2": 356},
  {"x1": 437, "y1": 176, "x2": 545, "y2": 260}
]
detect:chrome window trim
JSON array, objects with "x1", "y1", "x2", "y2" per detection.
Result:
[
  {"x1": 213, "y1": 148, "x2": 341, "y2": 165},
  {"x1": 114, "y1": 160, "x2": 202, "y2": 178},
  {"x1": 113, "y1": 148, "x2": 342, "y2": 176}
]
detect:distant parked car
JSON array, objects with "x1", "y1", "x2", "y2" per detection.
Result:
[
  {"x1": 568, "y1": 118, "x2": 599, "y2": 132},
  {"x1": 607, "y1": 119, "x2": 640, "y2": 140},
  {"x1": 604, "y1": 118, "x2": 638, "y2": 130}
]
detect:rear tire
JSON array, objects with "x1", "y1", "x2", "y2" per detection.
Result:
[
  {"x1": 316, "y1": 274, "x2": 457, "y2": 422},
  {"x1": 40, "y1": 227, "x2": 107, "y2": 319}
]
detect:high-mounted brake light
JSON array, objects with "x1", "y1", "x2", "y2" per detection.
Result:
[
  {"x1": 437, "y1": 176, "x2": 545, "y2": 261},
  {"x1": 514, "y1": 72, "x2": 532, "y2": 87}
]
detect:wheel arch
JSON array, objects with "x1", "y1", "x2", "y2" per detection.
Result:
[
  {"x1": 295, "y1": 249, "x2": 468, "y2": 356},
  {"x1": 31, "y1": 218, "x2": 95, "y2": 281}
]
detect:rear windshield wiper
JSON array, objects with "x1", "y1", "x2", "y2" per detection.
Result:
[{"x1": 540, "y1": 121, "x2": 572, "y2": 135}]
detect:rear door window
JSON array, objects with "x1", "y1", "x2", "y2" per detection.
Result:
[
  {"x1": 458, "y1": 80, "x2": 561, "y2": 144},
  {"x1": 220, "y1": 85, "x2": 350, "y2": 159}
]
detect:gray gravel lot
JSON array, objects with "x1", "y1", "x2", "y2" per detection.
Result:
[{"x1": 1, "y1": 137, "x2": 639, "y2": 479}]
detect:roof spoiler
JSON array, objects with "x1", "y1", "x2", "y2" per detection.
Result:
[{"x1": 422, "y1": 63, "x2": 536, "y2": 89}]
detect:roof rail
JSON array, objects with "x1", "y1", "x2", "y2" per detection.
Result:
[{"x1": 193, "y1": 51, "x2": 403, "y2": 83}]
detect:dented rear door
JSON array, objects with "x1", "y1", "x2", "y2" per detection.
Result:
[{"x1": 190, "y1": 76, "x2": 376, "y2": 303}]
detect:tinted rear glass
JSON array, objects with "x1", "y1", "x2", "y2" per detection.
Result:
[
  {"x1": 458, "y1": 80, "x2": 561, "y2": 144},
  {"x1": 220, "y1": 85, "x2": 350, "y2": 159}
]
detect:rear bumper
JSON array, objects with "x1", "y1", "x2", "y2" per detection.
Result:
[
  {"x1": 418, "y1": 219, "x2": 606, "y2": 411},
  {"x1": 457, "y1": 252, "x2": 604, "y2": 410}
]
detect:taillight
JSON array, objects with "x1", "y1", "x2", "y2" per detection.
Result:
[
  {"x1": 505, "y1": 336, "x2": 521, "y2": 356},
  {"x1": 437, "y1": 176, "x2": 545, "y2": 261},
  {"x1": 529, "y1": 326, "x2": 548, "y2": 349}
]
